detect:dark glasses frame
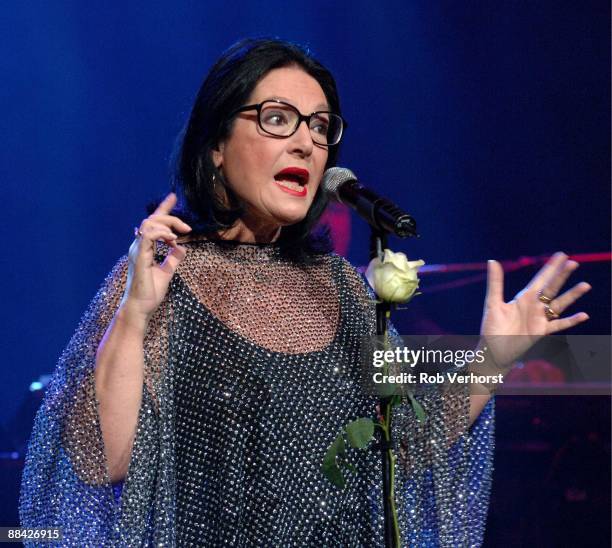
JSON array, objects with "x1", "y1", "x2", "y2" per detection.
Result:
[{"x1": 229, "y1": 99, "x2": 347, "y2": 146}]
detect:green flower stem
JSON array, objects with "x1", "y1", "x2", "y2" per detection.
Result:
[
  {"x1": 377, "y1": 309, "x2": 401, "y2": 547},
  {"x1": 388, "y1": 448, "x2": 400, "y2": 547},
  {"x1": 383, "y1": 400, "x2": 401, "y2": 547}
]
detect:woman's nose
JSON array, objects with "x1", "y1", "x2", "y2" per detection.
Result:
[{"x1": 287, "y1": 119, "x2": 314, "y2": 156}]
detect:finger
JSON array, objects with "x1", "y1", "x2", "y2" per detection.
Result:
[
  {"x1": 152, "y1": 193, "x2": 178, "y2": 216},
  {"x1": 551, "y1": 282, "x2": 591, "y2": 314},
  {"x1": 528, "y1": 251, "x2": 568, "y2": 292},
  {"x1": 141, "y1": 218, "x2": 191, "y2": 239},
  {"x1": 540, "y1": 259, "x2": 579, "y2": 299},
  {"x1": 133, "y1": 230, "x2": 178, "y2": 272},
  {"x1": 146, "y1": 214, "x2": 192, "y2": 233},
  {"x1": 159, "y1": 244, "x2": 187, "y2": 275},
  {"x1": 547, "y1": 311, "x2": 590, "y2": 334},
  {"x1": 138, "y1": 224, "x2": 178, "y2": 243},
  {"x1": 485, "y1": 260, "x2": 504, "y2": 305},
  {"x1": 133, "y1": 233, "x2": 178, "y2": 266}
]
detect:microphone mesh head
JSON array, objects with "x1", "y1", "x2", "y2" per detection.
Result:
[{"x1": 321, "y1": 167, "x2": 357, "y2": 200}]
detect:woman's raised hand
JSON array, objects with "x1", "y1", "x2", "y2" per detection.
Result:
[
  {"x1": 120, "y1": 193, "x2": 192, "y2": 323},
  {"x1": 479, "y1": 251, "x2": 591, "y2": 368}
]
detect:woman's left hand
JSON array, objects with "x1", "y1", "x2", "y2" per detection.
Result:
[{"x1": 479, "y1": 251, "x2": 591, "y2": 368}]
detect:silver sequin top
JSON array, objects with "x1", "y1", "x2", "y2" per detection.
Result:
[{"x1": 20, "y1": 239, "x2": 494, "y2": 546}]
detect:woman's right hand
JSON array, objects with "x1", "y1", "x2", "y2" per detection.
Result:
[{"x1": 120, "y1": 192, "x2": 192, "y2": 324}]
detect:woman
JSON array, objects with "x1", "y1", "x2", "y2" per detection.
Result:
[{"x1": 20, "y1": 38, "x2": 590, "y2": 546}]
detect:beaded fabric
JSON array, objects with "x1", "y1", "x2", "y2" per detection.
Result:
[{"x1": 20, "y1": 239, "x2": 494, "y2": 546}]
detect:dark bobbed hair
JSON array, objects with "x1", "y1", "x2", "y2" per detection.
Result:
[{"x1": 171, "y1": 37, "x2": 343, "y2": 261}]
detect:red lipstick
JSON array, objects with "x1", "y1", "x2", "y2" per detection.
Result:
[
  {"x1": 273, "y1": 167, "x2": 310, "y2": 197},
  {"x1": 274, "y1": 182, "x2": 308, "y2": 197}
]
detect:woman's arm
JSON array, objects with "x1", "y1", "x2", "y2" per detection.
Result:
[
  {"x1": 94, "y1": 193, "x2": 190, "y2": 483},
  {"x1": 94, "y1": 304, "x2": 148, "y2": 483}
]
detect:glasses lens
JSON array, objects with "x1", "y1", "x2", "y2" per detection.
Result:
[
  {"x1": 258, "y1": 101, "x2": 343, "y2": 146},
  {"x1": 310, "y1": 112, "x2": 343, "y2": 146},
  {"x1": 259, "y1": 102, "x2": 299, "y2": 137}
]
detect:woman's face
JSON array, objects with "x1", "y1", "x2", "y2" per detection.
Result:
[{"x1": 213, "y1": 66, "x2": 330, "y2": 233}]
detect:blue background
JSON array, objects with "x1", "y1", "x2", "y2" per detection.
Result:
[
  {"x1": 3, "y1": 1, "x2": 609, "y2": 416},
  {"x1": 1, "y1": 3, "x2": 610, "y2": 533},
  {"x1": 2, "y1": 0, "x2": 609, "y2": 422}
]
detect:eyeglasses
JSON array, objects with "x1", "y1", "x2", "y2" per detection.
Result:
[{"x1": 229, "y1": 99, "x2": 346, "y2": 146}]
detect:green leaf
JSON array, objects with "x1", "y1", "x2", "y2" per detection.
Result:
[
  {"x1": 408, "y1": 393, "x2": 427, "y2": 423},
  {"x1": 321, "y1": 461, "x2": 346, "y2": 488},
  {"x1": 322, "y1": 433, "x2": 348, "y2": 489},
  {"x1": 322, "y1": 433, "x2": 345, "y2": 468},
  {"x1": 346, "y1": 418, "x2": 375, "y2": 449},
  {"x1": 390, "y1": 394, "x2": 403, "y2": 407},
  {"x1": 377, "y1": 375, "x2": 398, "y2": 398}
]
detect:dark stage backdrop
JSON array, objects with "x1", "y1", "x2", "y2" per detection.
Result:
[{"x1": 1, "y1": 0, "x2": 610, "y2": 541}]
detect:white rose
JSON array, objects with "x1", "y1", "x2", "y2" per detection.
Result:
[{"x1": 365, "y1": 249, "x2": 425, "y2": 303}]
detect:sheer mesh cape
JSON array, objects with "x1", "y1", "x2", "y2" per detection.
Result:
[{"x1": 20, "y1": 239, "x2": 494, "y2": 546}]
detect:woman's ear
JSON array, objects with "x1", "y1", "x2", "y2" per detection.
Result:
[{"x1": 212, "y1": 142, "x2": 224, "y2": 168}]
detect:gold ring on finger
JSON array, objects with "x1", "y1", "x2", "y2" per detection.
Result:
[
  {"x1": 537, "y1": 289, "x2": 554, "y2": 304},
  {"x1": 544, "y1": 305, "x2": 560, "y2": 321}
]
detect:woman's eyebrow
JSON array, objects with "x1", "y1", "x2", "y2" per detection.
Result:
[{"x1": 265, "y1": 96, "x2": 331, "y2": 111}]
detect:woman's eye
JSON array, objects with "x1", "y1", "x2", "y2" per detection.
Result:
[
  {"x1": 311, "y1": 118, "x2": 329, "y2": 134},
  {"x1": 263, "y1": 111, "x2": 289, "y2": 125}
]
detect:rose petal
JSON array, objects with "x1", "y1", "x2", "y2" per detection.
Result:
[{"x1": 365, "y1": 250, "x2": 424, "y2": 303}]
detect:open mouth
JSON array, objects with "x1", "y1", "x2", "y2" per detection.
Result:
[{"x1": 274, "y1": 167, "x2": 310, "y2": 196}]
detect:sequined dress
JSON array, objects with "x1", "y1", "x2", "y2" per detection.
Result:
[{"x1": 20, "y1": 239, "x2": 494, "y2": 546}]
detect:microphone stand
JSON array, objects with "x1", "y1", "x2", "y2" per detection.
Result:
[{"x1": 370, "y1": 229, "x2": 397, "y2": 548}]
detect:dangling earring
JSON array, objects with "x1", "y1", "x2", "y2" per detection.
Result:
[
  {"x1": 212, "y1": 171, "x2": 229, "y2": 205},
  {"x1": 212, "y1": 171, "x2": 222, "y2": 195}
]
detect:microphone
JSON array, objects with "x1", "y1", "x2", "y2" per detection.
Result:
[{"x1": 321, "y1": 167, "x2": 418, "y2": 238}]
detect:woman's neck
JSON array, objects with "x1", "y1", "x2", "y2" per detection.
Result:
[{"x1": 217, "y1": 217, "x2": 282, "y2": 244}]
